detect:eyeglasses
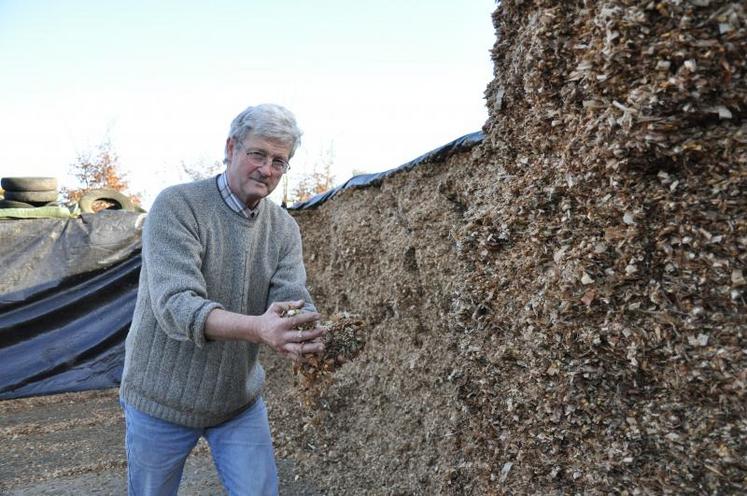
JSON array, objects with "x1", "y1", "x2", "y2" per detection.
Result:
[{"x1": 244, "y1": 150, "x2": 290, "y2": 173}]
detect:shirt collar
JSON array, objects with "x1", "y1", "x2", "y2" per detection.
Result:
[{"x1": 217, "y1": 172, "x2": 259, "y2": 219}]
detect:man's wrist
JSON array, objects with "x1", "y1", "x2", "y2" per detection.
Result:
[{"x1": 204, "y1": 308, "x2": 262, "y2": 343}]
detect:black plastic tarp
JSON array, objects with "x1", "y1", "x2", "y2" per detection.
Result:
[
  {"x1": 0, "y1": 210, "x2": 144, "y2": 298},
  {"x1": 0, "y1": 211, "x2": 142, "y2": 400},
  {"x1": 0, "y1": 254, "x2": 141, "y2": 399}
]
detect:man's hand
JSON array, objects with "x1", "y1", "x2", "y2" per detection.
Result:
[
  {"x1": 205, "y1": 301, "x2": 325, "y2": 361},
  {"x1": 257, "y1": 300, "x2": 325, "y2": 361}
]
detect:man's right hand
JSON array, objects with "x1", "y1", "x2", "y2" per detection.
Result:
[
  {"x1": 204, "y1": 301, "x2": 325, "y2": 361},
  {"x1": 257, "y1": 300, "x2": 325, "y2": 360}
]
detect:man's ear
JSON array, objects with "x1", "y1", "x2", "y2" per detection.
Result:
[{"x1": 225, "y1": 137, "x2": 235, "y2": 162}]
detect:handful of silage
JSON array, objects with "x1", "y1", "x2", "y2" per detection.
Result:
[{"x1": 282, "y1": 310, "x2": 366, "y2": 401}]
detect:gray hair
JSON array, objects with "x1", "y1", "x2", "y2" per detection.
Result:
[{"x1": 224, "y1": 104, "x2": 302, "y2": 163}]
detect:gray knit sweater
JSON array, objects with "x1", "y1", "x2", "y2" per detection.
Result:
[{"x1": 120, "y1": 177, "x2": 314, "y2": 427}]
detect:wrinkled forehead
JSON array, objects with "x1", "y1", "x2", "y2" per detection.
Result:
[{"x1": 240, "y1": 133, "x2": 293, "y2": 157}]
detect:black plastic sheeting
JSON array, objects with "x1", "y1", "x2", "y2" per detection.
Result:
[
  {"x1": 0, "y1": 211, "x2": 143, "y2": 400},
  {"x1": 0, "y1": 253, "x2": 141, "y2": 400},
  {"x1": 289, "y1": 130, "x2": 484, "y2": 210},
  {"x1": 0, "y1": 210, "x2": 144, "y2": 296}
]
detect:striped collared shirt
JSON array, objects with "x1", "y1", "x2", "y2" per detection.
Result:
[{"x1": 217, "y1": 172, "x2": 259, "y2": 219}]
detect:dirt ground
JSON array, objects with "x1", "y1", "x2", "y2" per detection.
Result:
[{"x1": 0, "y1": 352, "x2": 322, "y2": 496}]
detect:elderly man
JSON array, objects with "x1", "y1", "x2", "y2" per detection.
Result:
[{"x1": 119, "y1": 104, "x2": 323, "y2": 495}]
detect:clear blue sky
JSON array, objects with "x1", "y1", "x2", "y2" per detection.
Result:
[{"x1": 0, "y1": 0, "x2": 497, "y2": 206}]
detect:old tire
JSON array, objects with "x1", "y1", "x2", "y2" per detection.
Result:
[
  {"x1": 0, "y1": 199, "x2": 34, "y2": 209},
  {"x1": 1, "y1": 177, "x2": 58, "y2": 191},
  {"x1": 4, "y1": 190, "x2": 59, "y2": 203},
  {"x1": 79, "y1": 189, "x2": 134, "y2": 213}
]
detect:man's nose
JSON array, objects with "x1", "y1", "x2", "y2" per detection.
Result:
[{"x1": 256, "y1": 159, "x2": 274, "y2": 174}]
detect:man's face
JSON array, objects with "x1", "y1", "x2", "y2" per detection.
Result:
[{"x1": 225, "y1": 132, "x2": 291, "y2": 208}]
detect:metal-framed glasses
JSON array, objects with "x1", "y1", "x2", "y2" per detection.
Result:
[{"x1": 245, "y1": 150, "x2": 290, "y2": 173}]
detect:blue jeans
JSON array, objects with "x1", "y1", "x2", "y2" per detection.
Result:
[{"x1": 121, "y1": 398, "x2": 278, "y2": 496}]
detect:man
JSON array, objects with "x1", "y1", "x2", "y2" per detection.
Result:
[{"x1": 119, "y1": 104, "x2": 324, "y2": 495}]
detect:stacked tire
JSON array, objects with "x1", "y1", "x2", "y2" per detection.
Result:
[
  {"x1": 78, "y1": 188, "x2": 136, "y2": 213},
  {"x1": 0, "y1": 177, "x2": 59, "y2": 209}
]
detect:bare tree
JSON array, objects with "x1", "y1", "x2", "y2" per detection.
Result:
[
  {"x1": 289, "y1": 143, "x2": 336, "y2": 204},
  {"x1": 180, "y1": 158, "x2": 224, "y2": 182},
  {"x1": 62, "y1": 138, "x2": 141, "y2": 206}
]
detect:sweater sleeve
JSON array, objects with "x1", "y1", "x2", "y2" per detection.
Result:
[
  {"x1": 142, "y1": 187, "x2": 223, "y2": 347},
  {"x1": 267, "y1": 218, "x2": 316, "y2": 313}
]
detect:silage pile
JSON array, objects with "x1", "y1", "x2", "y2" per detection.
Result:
[
  {"x1": 278, "y1": 150, "x2": 479, "y2": 494},
  {"x1": 457, "y1": 0, "x2": 746, "y2": 493},
  {"x1": 275, "y1": 1, "x2": 746, "y2": 494}
]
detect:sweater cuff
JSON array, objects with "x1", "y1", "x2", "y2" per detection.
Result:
[{"x1": 191, "y1": 301, "x2": 224, "y2": 348}]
